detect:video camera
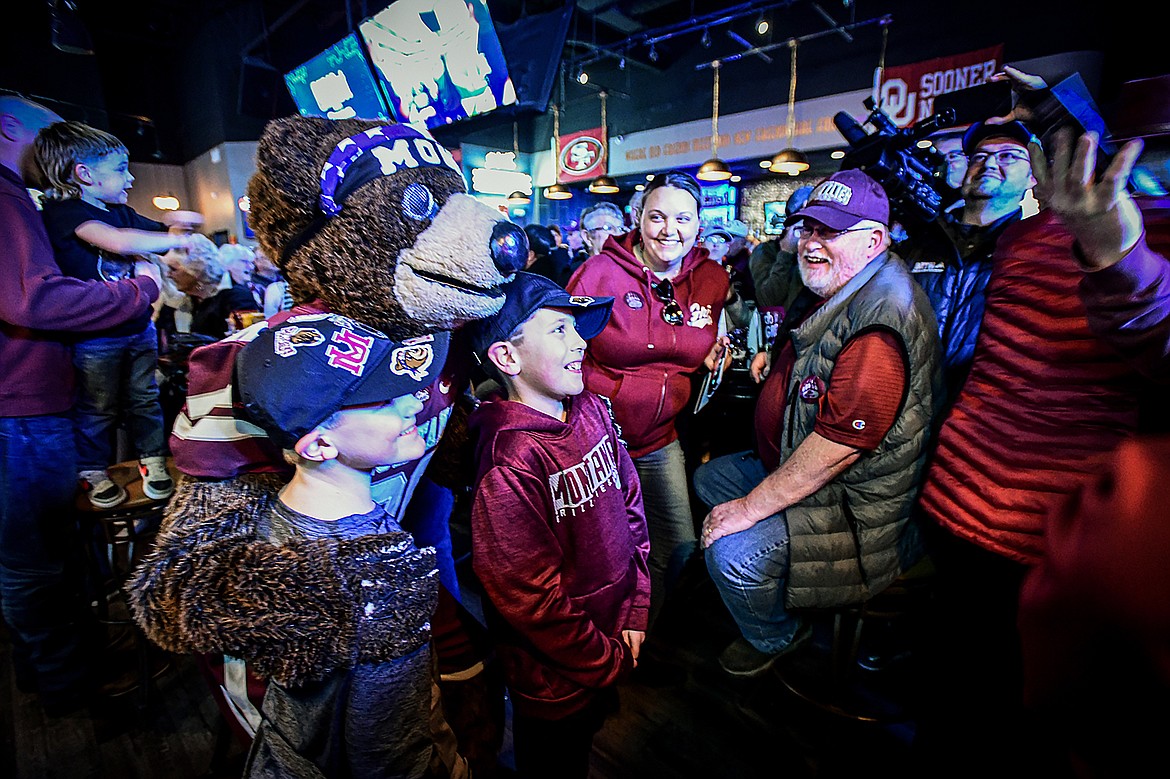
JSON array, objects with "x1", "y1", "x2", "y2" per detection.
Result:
[{"x1": 833, "y1": 98, "x2": 958, "y2": 230}]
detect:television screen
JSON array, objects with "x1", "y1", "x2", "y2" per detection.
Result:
[
  {"x1": 763, "y1": 201, "x2": 786, "y2": 235},
  {"x1": 359, "y1": 0, "x2": 517, "y2": 129},
  {"x1": 284, "y1": 33, "x2": 391, "y2": 121}
]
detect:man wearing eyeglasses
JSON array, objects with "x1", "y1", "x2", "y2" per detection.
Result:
[
  {"x1": 575, "y1": 201, "x2": 626, "y2": 266},
  {"x1": 903, "y1": 120, "x2": 1037, "y2": 403},
  {"x1": 692, "y1": 169, "x2": 942, "y2": 677}
]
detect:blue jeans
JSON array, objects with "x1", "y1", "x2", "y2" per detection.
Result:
[
  {"x1": 633, "y1": 439, "x2": 695, "y2": 629},
  {"x1": 693, "y1": 450, "x2": 802, "y2": 653},
  {"x1": 72, "y1": 322, "x2": 166, "y2": 471},
  {"x1": 0, "y1": 415, "x2": 96, "y2": 704}
]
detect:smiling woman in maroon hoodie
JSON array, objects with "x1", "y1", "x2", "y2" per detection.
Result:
[{"x1": 567, "y1": 170, "x2": 730, "y2": 629}]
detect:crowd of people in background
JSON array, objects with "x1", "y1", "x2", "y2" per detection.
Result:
[{"x1": 3, "y1": 58, "x2": 1169, "y2": 779}]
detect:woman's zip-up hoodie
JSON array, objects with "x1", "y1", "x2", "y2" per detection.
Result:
[{"x1": 567, "y1": 229, "x2": 729, "y2": 458}]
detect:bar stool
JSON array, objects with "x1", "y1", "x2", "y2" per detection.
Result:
[
  {"x1": 775, "y1": 557, "x2": 936, "y2": 723},
  {"x1": 75, "y1": 457, "x2": 178, "y2": 708}
]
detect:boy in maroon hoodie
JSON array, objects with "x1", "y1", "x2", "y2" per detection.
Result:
[{"x1": 466, "y1": 272, "x2": 650, "y2": 779}]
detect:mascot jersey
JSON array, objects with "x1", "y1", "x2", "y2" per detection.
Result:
[{"x1": 170, "y1": 301, "x2": 471, "y2": 520}]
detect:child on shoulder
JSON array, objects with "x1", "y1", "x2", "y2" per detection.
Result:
[
  {"x1": 466, "y1": 272, "x2": 651, "y2": 779},
  {"x1": 34, "y1": 121, "x2": 202, "y2": 507},
  {"x1": 234, "y1": 314, "x2": 453, "y2": 778}
]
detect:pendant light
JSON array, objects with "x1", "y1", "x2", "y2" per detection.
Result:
[
  {"x1": 697, "y1": 60, "x2": 732, "y2": 182},
  {"x1": 770, "y1": 40, "x2": 810, "y2": 176},
  {"x1": 506, "y1": 121, "x2": 531, "y2": 205},
  {"x1": 588, "y1": 91, "x2": 619, "y2": 194},
  {"x1": 544, "y1": 103, "x2": 572, "y2": 200}
]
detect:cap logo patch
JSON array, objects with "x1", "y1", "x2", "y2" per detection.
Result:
[
  {"x1": 273, "y1": 326, "x2": 324, "y2": 357},
  {"x1": 799, "y1": 375, "x2": 826, "y2": 401},
  {"x1": 569, "y1": 295, "x2": 595, "y2": 306},
  {"x1": 811, "y1": 180, "x2": 853, "y2": 206},
  {"x1": 326, "y1": 328, "x2": 375, "y2": 376},
  {"x1": 625, "y1": 291, "x2": 644, "y2": 310},
  {"x1": 390, "y1": 343, "x2": 435, "y2": 381}
]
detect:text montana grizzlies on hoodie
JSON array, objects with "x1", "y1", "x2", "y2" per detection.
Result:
[{"x1": 469, "y1": 390, "x2": 651, "y2": 718}]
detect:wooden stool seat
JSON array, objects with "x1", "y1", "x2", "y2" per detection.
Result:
[{"x1": 76, "y1": 457, "x2": 179, "y2": 708}]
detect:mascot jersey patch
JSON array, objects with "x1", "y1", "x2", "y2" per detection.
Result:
[{"x1": 170, "y1": 302, "x2": 466, "y2": 520}]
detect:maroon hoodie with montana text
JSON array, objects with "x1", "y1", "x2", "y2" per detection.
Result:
[
  {"x1": 469, "y1": 391, "x2": 650, "y2": 719},
  {"x1": 566, "y1": 229, "x2": 729, "y2": 458}
]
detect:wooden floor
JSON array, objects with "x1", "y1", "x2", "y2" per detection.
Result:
[{"x1": 3, "y1": 548, "x2": 920, "y2": 779}]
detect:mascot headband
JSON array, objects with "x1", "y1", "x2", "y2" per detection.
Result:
[{"x1": 280, "y1": 124, "x2": 463, "y2": 265}]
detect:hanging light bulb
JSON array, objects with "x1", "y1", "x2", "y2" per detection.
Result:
[
  {"x1": 589, "y1": 91, "x2": 620, "y2": 194},
  {"x1": 770, "y1": 40, "x2": 809, "y2": 176},
  {"x1": 507, "y1": 122, "x2": 531, "y2": 204},
  {"x1": 700, "y1": 28, "x2": 711, "y2": 48},
  {"x1": 697, "y1": 60, "x2": 732, "y2": 182},
  {"x1": 544, "y1": 103, "x2": 573, "y2": 201},
  {"x1": 152, "y1": 194, "x2": 180, "y2": 211},
  {"x1": 648, "y1": 41, "x2": 658, "y2": 62}
]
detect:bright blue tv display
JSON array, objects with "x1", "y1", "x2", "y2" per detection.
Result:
[
  {"x1": 284, "y1": 33, "x2": 391, "y2": 121},
  {"x1": 359, "y1": 0, "x2": 517, "y2": 129}
]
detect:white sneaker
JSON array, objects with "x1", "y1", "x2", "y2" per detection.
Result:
[
  {"x1": 138, "y1": 456, "x2": 175, "y2": 501},
  {"x1": 80, "y1": 469, "x2": 128, "y2": 509}
]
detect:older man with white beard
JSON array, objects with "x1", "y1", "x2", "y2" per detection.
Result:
[{"x1": 691, "y1": 169, "x2": 943, "y2": 677}]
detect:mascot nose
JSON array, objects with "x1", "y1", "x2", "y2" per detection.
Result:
[{"x1": 490, "y1": 221, "x2": 528, "y2": 275}]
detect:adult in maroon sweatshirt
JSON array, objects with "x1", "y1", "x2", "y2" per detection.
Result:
[
  {"x1": 0, "y1": 95, "x2": 159, "y2": 714},
  {"x1": 567, "y1": 171, "x2": 729, "y2": 628}
]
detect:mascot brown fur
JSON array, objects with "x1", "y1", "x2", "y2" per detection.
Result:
[{"x1": 126, "y1": 118, "x2": 522, "y2": 775}]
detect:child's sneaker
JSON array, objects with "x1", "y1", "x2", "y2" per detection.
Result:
[
  {"x1": 138, "y1": 456, "x2": 174, "y2": 501},
  {"x1": 80, "y1": 470, "x2": 128, "y2": 509}
]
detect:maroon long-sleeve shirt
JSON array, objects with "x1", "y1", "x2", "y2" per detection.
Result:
[{"x1": 0, "y1": 165, "x2": 158, "y2": 417}]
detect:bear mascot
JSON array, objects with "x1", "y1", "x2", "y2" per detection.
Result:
[{"x1": 127, "y1": 118, "x2": 524, "y2": 777}]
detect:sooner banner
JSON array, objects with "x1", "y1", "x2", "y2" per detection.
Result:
[
  {"x1": 875, "y1": 44, "x2": 1004, "y2": 128},
  {"x1": 558, "y1": 127, "x2": 606, "y2": 183}
]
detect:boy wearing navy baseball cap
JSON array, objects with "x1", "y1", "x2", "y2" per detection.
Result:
[
  {"x1": 465, "y1": 272, "x2": 651, "y2": 779},
  {"x1": 229, "y1": 313, "x2": 456, "y2": 777}
]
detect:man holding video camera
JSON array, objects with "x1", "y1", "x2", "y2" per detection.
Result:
[{"x1": 901, "y1": 119, "x2": 1037, "y2": 402}]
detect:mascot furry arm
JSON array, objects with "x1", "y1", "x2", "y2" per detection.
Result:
[{"x1": 126, "y1": 118, "x2": 525, "y2": 686}]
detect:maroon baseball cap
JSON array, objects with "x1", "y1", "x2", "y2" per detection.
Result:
[{"x1": 786, "y1": 169, "x2": 890, "y2": 230}]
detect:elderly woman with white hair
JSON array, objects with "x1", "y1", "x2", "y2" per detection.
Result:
[{"x1": 164, "y1": 234, "x2": 257, "y2": 339}]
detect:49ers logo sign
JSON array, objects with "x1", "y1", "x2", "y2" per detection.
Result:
[{"x1": 558, "y1": 128, "x2": 606, "y2": 183}]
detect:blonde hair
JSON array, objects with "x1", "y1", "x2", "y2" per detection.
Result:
[{"x1": 34, "y1": 121, "x2": 126, "y2": 201}]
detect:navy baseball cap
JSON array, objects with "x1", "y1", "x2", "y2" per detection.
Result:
[
  {"x1": 467, "y1": 272, "x2": 613, "y2": 364},
  {"x1": 962, "y1": 120, "x2": 1036, "y2": 155},
  {"x1": 237, "y1": 313, "x2": 449, "y2": 449},
  {"x1": 787, "y1": 169, "x2": 890, "y2": 230}
]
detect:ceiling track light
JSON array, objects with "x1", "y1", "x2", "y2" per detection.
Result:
[
  {"x1": 576, "y1": 68, "x2": 589, "y2": 85},
  {"x1": 756, "y1": 15, "x2": 771, "y2": 36},
  {"x1": 648, "y1": 42, "x2": 659, "y2": 62},
  {"x1": 701, "y1": 28, "x2": 711, "y2": 48}
]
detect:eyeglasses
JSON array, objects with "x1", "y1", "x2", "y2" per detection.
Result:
[
  {"x1": 650, "y1": 277, "x2": 685, "y2": 326},
  {"x1": 798, "y1": 224, "x2": 875, "y2": 242},
  {"x1": 943, "y1": 151, "x2": 968, "y2": 163},
  {"x1": 969, "y1": 149, "x2": 1031, "y2": 167},
  {"x1": 586, "y1": 223, "x2": 624, "y2": 235},
  {"x1": 703, "y1": 235, "x2": 728, "y2": 246}
]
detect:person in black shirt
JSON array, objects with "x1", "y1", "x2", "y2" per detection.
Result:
[
  {"x1": 163, "y1": 234, "x2": 258, "y2": 340},
  {"x1": 35, "y1": 121, "x2": 199, "y2": 508}
]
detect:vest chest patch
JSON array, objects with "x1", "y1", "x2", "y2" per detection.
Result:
[{"x1": 799, "y1": 375, "x2": 825, "y2": 402}]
